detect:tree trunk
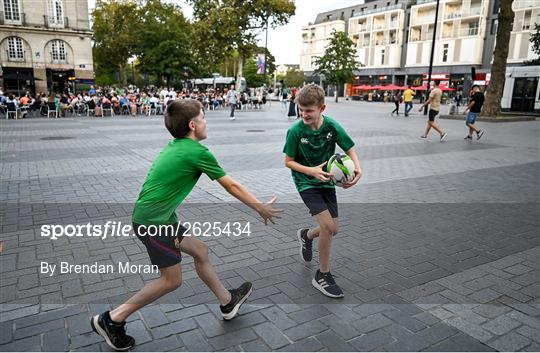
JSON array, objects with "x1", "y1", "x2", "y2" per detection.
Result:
[
  {"x1": 334, "y1": 83, "x2": 339, "y2": 103},
  {"x1": 236, "y1": 57, "x2": 243, "y2": 91},
  {"x1": 482, "y1": 0, "x2": 514, "y2": 117}
]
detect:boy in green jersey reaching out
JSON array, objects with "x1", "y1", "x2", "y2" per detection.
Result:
[
  {"x1": 91, "y1": 99, "x2": 281, "y2": 351},
  {"x1": 283, "y1": 84, "x2": 362, "y2": 298}
]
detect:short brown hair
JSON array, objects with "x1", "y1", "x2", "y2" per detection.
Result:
[
  {"x1": 295, "y1": 83, "x2": 325, "y2": 107},
  {"x1": 164, "y1": 99, "x2": 202, "y2": 138}
]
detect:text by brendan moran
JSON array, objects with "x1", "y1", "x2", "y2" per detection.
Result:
[{"x1": 40, "y1": 261, "x2": 159, "y2": 276}]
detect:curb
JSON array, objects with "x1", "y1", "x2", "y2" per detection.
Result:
[{"x1": 439, "y1": 114, "x2": 539, "y2": 122}]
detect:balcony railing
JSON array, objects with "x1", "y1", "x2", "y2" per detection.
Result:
[
  {"x1": 442, "y1": 30, "x2": 454, "y2": 38},
  {"x1": 355, "y1": 3, "x2": 406, "y2": 18},
  {"x1": 513, "y1": 1, "x2": 537, "y2": 10},
  {"x1": 463, "y1": 8, "x2": 482, "y2": 17},
  {"x1": 457, "y1": 27, "x2": 479, "y2": 37},
  {"x1": 0, "y1": 11, "x2": 26, "y2": 26},
  {"x1": 43, "y1": 15, "x2": 69, "y2": 29}
]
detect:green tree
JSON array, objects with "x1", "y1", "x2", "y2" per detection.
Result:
[
  {"x1": 188, "y1": 0, "x2": 295, "y2": 89},
  {"x1": 243, "y1": 57, "x2": 266, "y2": 87},
  {"x1": 482, "y1": 0, "x2": 515, "y2": 117},
  {"x1": 283, "y1": 69, "x2": 305, "y2": 88},
  {"x1": 135, "y1": 0, "x2": 193, "y2": 85},
  {"x1": 243, "y1": 48, "x2": 277, "y2": 87},
  {"x1": 314, "y1": 30, "x2": 359, "y2": 102},
  {"x1": 527, "y1": 23, "x2": 540, "y2": 65},
  {"x1": 92, "y1": 0, "x2": 140, "y2": 85}
]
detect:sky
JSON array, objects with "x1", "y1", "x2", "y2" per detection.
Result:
[{"x1": 87, "y1": 0, "x2": 365, "y2": 65}]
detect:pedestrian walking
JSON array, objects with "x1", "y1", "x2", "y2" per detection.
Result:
[
  {"x1": 463, "y1": 85, "x2": 485, "y2": 141},
  {"x1": 391, "y1": 91, "x2": 402, "y2": 116},
  {"x1": 227, "y1": 85, "x2": 238, "y2": 120},
  {"x1": 403, "y1": 86, "x2": 415, "y2": 116},
  {"x1": 418, "y1": 80, "x2": 448, "y2": 142}
]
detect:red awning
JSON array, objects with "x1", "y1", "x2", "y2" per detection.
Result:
[{"x1": 380, "y1": 84, "x2": 403, "y2": 91}]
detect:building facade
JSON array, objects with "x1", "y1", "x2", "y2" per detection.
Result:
[
  {"x1": 0, "y1": 0, "x2": 94, "y2": 95},
  {"x1": 301, "y1": 19, "x2": 346, "y2": 72},
  {"x1": 300, "y1": 0, "x2": 540, "y2": 112}
]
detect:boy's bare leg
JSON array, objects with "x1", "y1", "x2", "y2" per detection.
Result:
[
  {"x1": 306, "y1": 217, "x2": 339, "y2": 240},
  {"x1": 314, "y1": 211, "x2": 339, "y2": 273},
  {"x1": 110, "y1": 264, "x2": 182, "y2": 323},
  {"x1": 179, "y1": 237, "x2": 231, "y2": 305}
]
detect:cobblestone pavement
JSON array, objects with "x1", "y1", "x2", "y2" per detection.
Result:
[{"x1": 1, "y1": 100, "x2": 539, "y2": 352}]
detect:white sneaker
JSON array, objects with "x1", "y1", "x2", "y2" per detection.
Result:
[{"x1": 230, "y1": 116, "x2": 235, "y2": 121}]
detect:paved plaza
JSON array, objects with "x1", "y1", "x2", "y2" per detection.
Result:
[{"x1": 0, "y1": 100, "x2": 539, "y2": 352}]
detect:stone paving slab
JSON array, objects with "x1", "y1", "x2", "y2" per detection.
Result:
[{"x1": 0, "y1": 100, "x2": 538, "y2": 351}]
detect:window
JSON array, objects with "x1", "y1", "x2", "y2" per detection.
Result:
[
  {"x1": 48, "y1": 0, "x2": 64, "y2": 26},
  {"x1": 351, "y1": 9, "x2": 355, "y2": 17},
  {"x1": 7, "y1": 37, "x2": 24, "y2": 60},
  {"x1": 51, "y1": 40, "x2": 66, "y2": 62},
  {"x1": 523, "y1": 10, "x2": 531, "y2": 31},
  {"x1": 492, "y1": 0, "x2": 500, "y2": 14},
  {"x1": 468, "y1": 21, "x2": 479, "y2": 35},
  {"x1": 491, "y1": 19, "x2": 498, "y2": 35},
  {"x1": 442, "y1": 44, "x2": 448, "y2": 62},
  {"x1": 381, "y1": 49, "x2": 385, "y2": 65},
  {"x1": 3, "y1": 0, "x2": 21, "y2": 22}
]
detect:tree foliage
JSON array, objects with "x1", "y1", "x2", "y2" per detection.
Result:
[
  {"x1": 188, "y1": 0, "x2": 295, "y2": 81},
  {"x1": 526, "y1": 23, "x2": 540, "y2": 65},
  {"x1": 530, "y1": 23, "x2": 540, "y2": 56},
  {"x1": 135, "y1": 0, "x2": 192, "y2": 84},
  {"x1": 92, "y1": 0, "x2": 140, "y2": 84},
  {"x1": 283, "y1": 69, "x2": 305, "y2": 88},
  {"x1": 314, "y1": 30, "x2": 359, "y2": 102},
  {"x1": 91, "y1": 0, "x2": 295, "y2": 86}
]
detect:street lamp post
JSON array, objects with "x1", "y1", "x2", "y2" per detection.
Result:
[{"x1": 424, "y1": 0, "x2": 441, "y2": 115}]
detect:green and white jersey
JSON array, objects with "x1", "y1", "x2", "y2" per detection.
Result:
[{"x1": 283, "y1": 116, "x2": 355, "y2": 192}]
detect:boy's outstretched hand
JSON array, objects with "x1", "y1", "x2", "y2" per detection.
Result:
[
  {"x1": 310, "y1": 162, "x2": 332, "y2": 182},
  {"x1": 342, "y1": 169, "x2": 362, "y2": 189},
  {"x1": 256, "y1": 196, "x2": 283, "y2": 225}
]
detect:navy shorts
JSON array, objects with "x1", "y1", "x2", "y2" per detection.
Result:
[
  {"x1": 428, "y1": 109, "x2": 439, "y2": 121},
  {"x1": 299, "y1": 188, "x2": 338, "y2": 218},
  {"x1": 133, "y1": 222, "x2": 188, "y2": 269}
]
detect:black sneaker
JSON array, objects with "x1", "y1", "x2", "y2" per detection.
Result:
[
  {"x1": 464, "y1": 135, "x2": 472, "y2": 140},
  {"x1": 312, "y1": 270, "x2": 344, "y2": 298},
  {"x1": 477, "y1": 130, "x2": 484, "y2": 140},
  {"x1": 440, "y1": 132, "x2": 448, "y2": 142},
  {"x1": 90, "y1": 311, "x2": 135, "y2": 351},
  {"x1": 297, "y1": 228, "x2": 312, "y2": 262},
  {"x1": 420, "y1": 135, "x2": 427, "y2": 140},
  {"x1": 220, "y1": 282, "x2": 253, "y2": 320}
]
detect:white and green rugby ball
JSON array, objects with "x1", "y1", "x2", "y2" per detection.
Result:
[{"x1": 325, "y1": 153, "x2": 355, "y2": 187}]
